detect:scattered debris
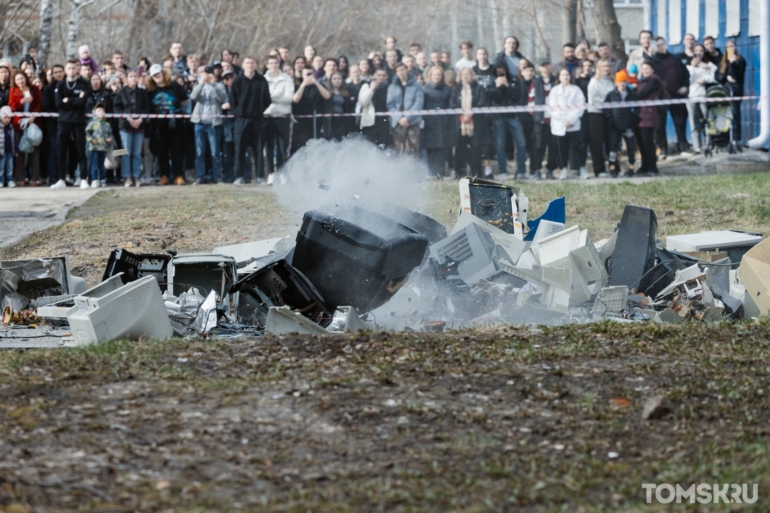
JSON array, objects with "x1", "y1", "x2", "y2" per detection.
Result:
[{"x1": 642, "y1": 396, "x2": 671, "y2": 420}]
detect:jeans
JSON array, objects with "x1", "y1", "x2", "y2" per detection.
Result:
[
  {"x1": 120, "y1": 130, "x2": 145, "y2": 180},
  {"x1": 194, "y1": 123, "x2": 222, "y2": 182},
  {"x1": 1, "y1": 153, "x2": 12, "y2": 185},
  {"x1": 89, "y1": 150, "x2": 106, "y2": 181},
  {"x1": 492, "y1": 116, "x2": 527, "y2": 176}
]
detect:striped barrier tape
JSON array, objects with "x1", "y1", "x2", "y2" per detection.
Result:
[{"x1": 9, "y1": 95, "x2": 760, "y2": 119}]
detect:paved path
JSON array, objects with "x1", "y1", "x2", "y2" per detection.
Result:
[{"x1": 0, "y1": 188, "x2": 99, "y2": 248}]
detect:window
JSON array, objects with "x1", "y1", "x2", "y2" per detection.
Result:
[
  {"x1": 725, "y1": 0, "x2": 740, "y2": 37},
  {"x1": 657, "y1": 0, "x2": 667, "y2": 39},
  {"x1": 669, "y1": 0, "x2": 682, "y2": 44},
  {"x1": 686, "y1": 0, "x2": 699, "y2": 39},
  {"x1": 749, "y1": 0, "x2": 761, "y2": 36},
  {"x1": 705, "y1": 0, "x2": 719, "y2": 39}
]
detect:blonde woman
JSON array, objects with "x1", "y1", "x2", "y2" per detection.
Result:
[{"x1": 586, "y1": 58, "x2": 615, "y2": 177}]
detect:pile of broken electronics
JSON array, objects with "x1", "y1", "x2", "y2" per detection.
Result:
[{"x1": 2, "y1": 177, "x2": 769, "y2": 348}]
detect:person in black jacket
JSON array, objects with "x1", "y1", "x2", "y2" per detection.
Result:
[
  {"x1": 523, "y1": 59, "x2": 558, "y2": 179},
  {"x1": 52, "y1": 59, "x2": 89, "y2": 188},
  {"x1": 324, "y1": 72, "x2": 355, "y2": 140},
  {"x1": 145, "y1": 64, "x2": 189, "y2": 185},
  {"x1": 422, "y1": 66, "x2": 452, "y2": 178},
  {"x1": 604, "y1": 70, "x2": 639, "y2": 178},
  {"x1": 654, "y1": 37, "x2": 690, "y2": 156},
  {"x1": 489, "y1": 64, "x2": 528, "y2": 180},
  {"x1": 0, "y1": 66, "x2": 10, "y2": 107},
  {"x1": 716, "y1": 40, "x2": 747, "y2": 143},
  {"x1": 572, "y1": 59, "x2": 593, "y2": 178},
  {"x1": 231, "y1": 57, "x2": 271, "y2": 184},
  {"x1": 221, "y1": 69, "x2": 236, "y2": 182},
  {"x1": 85, "y1": 74, "x2": 112, "y2": 116},
  {"x1": 41, "y1": 64, "x2": 64, "y2": 184},
  {"x1": 114, "y1": 70, "x2": 150, "y2": 187},
  {"x1": 452, "y1": 67, "x2": 487, "y2": 177},
  {"x1": 492, "y1": 36, "x2": 526, "y2": 79}
]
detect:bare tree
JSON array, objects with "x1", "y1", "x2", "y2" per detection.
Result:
[
  {"x1": 37, "y1": 0, "x2": 53, "y2": 67},
  {"x1": 593, "y1": 0, "x2": 626, "y2": 58},
  {"x1": 562, "y1": 0, "x2": 577, "y2": 45}
]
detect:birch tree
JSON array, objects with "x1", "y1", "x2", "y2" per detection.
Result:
[{"x1": 37, "y1": 0, "x2": 53, "y2": 67}]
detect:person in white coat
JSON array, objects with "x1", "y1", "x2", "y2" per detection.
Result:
[
  {"x1": 263, "y1": 55, "x2": 295, "y2": 175},
  {"x1": 586, "y1": 59, "x2": 616, "y2": 177},
  {"x1": 686, "y1": 44, "x2": 717, "y2": 153},
  {"x1": 548, "y1": 68, "x2": 586, "y2": 180}
]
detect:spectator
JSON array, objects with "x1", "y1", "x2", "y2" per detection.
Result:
[
  {"x1": 358, "y1": 59, "x2": 372, "y2": 81},
  {"x1": 716, "y1": 40, "x2": 746, "y2": 143},
  {"x1": 422, "y1": 66, "x2": 452, "y2": 178},
  {"x1": 53, "y1": 60, "x2": 89, "y2": 189},
  {"x1": 604, "y1": 70, "x2": 639, "y2": 177},
  {"x1": 324, "y1": 72, "x2": 355, "y2": 141},
  {"x1": 0, "y1": 66, "x2": 11, "y2": 107},
  {"x1": 548, "y1": 68, "x2": 586, "y2": 180},
  {"x1": 222, "y1": 49, "x2": 242, "y2": 75},
  {"x1": 262, "y1": 54, "x2": 294, "y2": 174},
  {"x1": 385, "y1": 36, "x2": 403, "y2": 62},
  {"x1": 358, "y1": 68, "x2": 390, "y2": 146},
  {"x1": 190, "y1": 64, "x2": 227, "y2": 185},
  {"x1": 573, "y1": 59, "x2": 593, "y2": 179},
  {"x1": 455, "y1": 41, "x2": 476, "y2": 71},
  {"x1": 385, "y1": 49, "x2": 399, "y2": 79},
  {"x1": 85, "y1": 74, "x2": 112, "y2": 114},
  {"x1": 136, "y1": 57, "x2": 151, "y2": 78},
  {"x1": 292, "y1": 64, "x2": 330, "y2": 152},
  {"x1": 489, "y1": 63, "x2": 528, "y2": 180},
  {"x1": 654, "y1": 37, "x2": 690, "y2": 156},
  {"x1": 409, "y1": 43, "x2": 422, "y2": 58},
  {"x1": 162, "y1": 54, "x2": 175, "y2": 72},
  {"x1": 703, "y1": 36, "x2": 723, "y2": 64},
  {"x1": 635, "y1": 60, "x2": 663, "y2": 176},
  {"x1": 146, "y1": 63, "x2": 189, "y2": 185},
  {"x1": 556, "y1": 43, "x2": 580, "y2": 78},
  {"x1": 338, "y1": 56, "x2": 350, "y2": 80},
  {"x1": 304, "y1": 45, "x2": 316, "y2": 62},
  {"x1": 528, "y1": 59, "x2": 558, "y2": 180},
  {"x1": 186, "y1": 54, "x2": 201, "y2": 77},
  {"x1": 627, "y1": 30, "x2": 657, "y2": 72},
  {"x1": 493, "y1": 36, "x2": 525, "y2": 79},
  {"x1": 575, "y1": 41, "x2": 589, "y2": 61},
  {"x1": 473, "y1": 47, "x2": 495, "y2": 176},
  {"x1": 318, "y1": 58, "x2": 338, "y2": 89},
  {"x1": 415, "y1": 52, "x2": 429, "y2": 77},
  {"x1": 9, "y1": 71, "x2": 42, "y2": 186},
  {"x1": 0, "y1": 106, "x2": 14, "y2": 187},
  {"x1": 221, "y1": 69, "x2": 236, "y2": 182},
  {"x1": 278, "y1": 46, "x2": 291, "y2": 65},
  {"x1": 112, "y1": 52, "x2": 128, "y2": 73},
  {"x1": 345, "y1": 65, "x2": 365, "y2": 101},
  {"x1": 170, "y1": 42, "x2": 188, "y2": 76},
  {"x1": 292, "y1": 56, "x2": 306, "y2": 83},
  {"x1": 686, "y1": 45, "x2": 716, "y2": 154},
  {"x1": 85, "y1": 102, "x2": 113, "y2": 188},
  {"x1": 113, "y1": 70, "x2": 150, "y2": 187},
  {"x1": 597, "y1": 42, "x2": 625, "y2": 74},
  {"x1": 79, "y1": 63, "x2": 91, "y2": 80},
  {"x1": 587, "y1": 59, "x2": 615, "y2": 177},
  {"x1": 42, "y1": 64, "x2": 63, "y2": 184},
  {"x1": 387, "y1": 62, "x2": 423, "y2": 157},
  {"x1": 231, "y1": 56, "x2": 272, "y2": 184},
  {"x1": 78, "y1": 45, "x2": 98, "y2": 73},
  {"x1": 429, "y1": 51, "x2": 446, "y2": 71},
  {"x1": 452, "y1": 67, "x2": 486, "y2": 177},
  {"x1": 676, "y1": 33, "x2": 696, "y2": 67},
  {"x1": 440, "y1": 52, "x2": 451, "y2": 66},
  {"x1": 22, "y1": 46, "x2": 38, "y2": 75},
  {"x1": 369, "y1": 52, "x2": 384, "y2": 71},
  {"x1": 311, "y1": 55, "x2": 324, "y2": 80},
  {"x1": 403, "y1": 55, "x2": 417, "y2": 76}
]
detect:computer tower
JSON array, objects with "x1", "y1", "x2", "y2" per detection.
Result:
[{"x1": 608, "y1": 205, "x2": 658, "y2": 291}]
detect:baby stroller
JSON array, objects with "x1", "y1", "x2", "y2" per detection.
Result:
[{"x1": 703, "y1": 84, "x2": 739, "y2": 156}]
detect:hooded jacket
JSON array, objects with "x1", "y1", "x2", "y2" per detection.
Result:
[
  {"x1": 190, "y1": 81, "x2": 228, "y2": 125},
  {"x1": 635, "y1": 73, "x2": 663, "y2": 128},
  {"x1": 231, "y1": 71, "x2": 272, "y2": 119},
  {"x1": 386, "y1": 74, "x2": 424, "y2": 128},
  {"x1": 263, "y1": 71, "x2": 294, "y2": 117}
]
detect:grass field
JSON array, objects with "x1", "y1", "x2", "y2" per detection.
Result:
[{"x1": 2, "y1": 170, "x2": 770, "y2": 511}]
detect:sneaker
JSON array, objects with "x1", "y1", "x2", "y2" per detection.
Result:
[
  {"x1": 50, "y1": 179, "x2": 67, "y2": 189},
  {"x1": 624, "y1": 169, "x2": 634, "y2": 178},
  {"x1": 514, "y1": 173, "x2": 530, "y2": 180},
  {"x1": 191, "y1": 178, "x2": 201, "y2": 186},
  {"x1": 80, "y1": 179, "x2": 90, "y2": 189},
  {"x1": 233, "y1": 177, "x2": 244, "y2": 185},
  {"x1": 135, "y1": 179, "x2": 141, "y2": 188},
  {"x1": 610, "y1": 173, "x2": 619, "y2": 178},
  {"x1": 7, "y1": 180, "x2": 15, "y2": 188},
  {"x1": 545, "y1": 171, "x2": 555, "y2": 180},
  {"x1": 483, "y1": 165, "x2": 493, "y2": 177},
  {"x1": 73, "y1": 179, "x2": 81, "y2": 187},
  {"x1": 579, "y1": 166, "x2": 590, "y2": 180},
  {"x1": 527, "y1": 172, "x2": 542, "y2": 180},
  {"x1": 559, "y1": 168, "x2": 569, "y2": 180},
  {"x1": 158, "y1": 175, "x2": 171, "y2": 186},
  {"x1": 266, "y1": 173, "x2": 275, "y2": 185},
  {"x1": 101, "y1": 180, "x2": 107, "y2": 187},
  {"x1": 124, "y1": 178, "x2": 132, "y2": 188},
  {"x1": 216, "y1": 180, "x2": 226, "y2": 185},
  {"x1": 256, "y1": 177, "x2": 265, "y2": 185},
  {"x1": 597, "y1": 172, "x2": 609, "y2": 178},
  {"x1": 497, "y1": 173, "x2": 509, "y2": 181},
  {"x1": 174, "y1": 176, "x2": 186, "y2": 185},
  {"x1": 91, "y1": 180, "x2": 100, "y2": 188}
]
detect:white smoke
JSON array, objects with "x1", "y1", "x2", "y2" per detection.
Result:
[{"x1": 274, "y1": 137, "x2": 428, "y2": 217}]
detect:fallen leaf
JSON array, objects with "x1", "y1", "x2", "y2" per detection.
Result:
[
  {"x1": 155, "y1": 480, "x2": 171, "y2": 490},
  {"x1": 610, "y1": 398, "x2": 631, "y2": 408}
]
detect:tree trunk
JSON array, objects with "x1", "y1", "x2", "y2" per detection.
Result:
[
  {"x1": 66, "y1": 0, "x2": 83, "y2": 59},
  {"x1": 38, "y1": 0, "x2": 54, "y2": 68},
  {"x1": 593, "y1": 0, "x2": 627, "y2": 59},
  {"x1": 576, "y1": 0, "x2": 586, "y2": 42},
  {"x1": 562, "y1": 0, "x2": 577, "y2": 45}
]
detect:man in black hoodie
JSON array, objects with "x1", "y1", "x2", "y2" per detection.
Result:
[
  {"x1": 41, "y1": 64, "x2": 64, "y2": 184},
  {"x1": 231, "y1": 56, "x2": 271, "y2": 184},
  {"x1": 654, "y1": 37, "x2": 691, "y2": 156},
  {"x1": 489, "y1": 64, "x2": 528, "y2": 180},
  {"x1": 52, "y1": 59, "x2": 89, "y2": 188}
]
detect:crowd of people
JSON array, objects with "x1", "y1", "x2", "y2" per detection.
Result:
[{"x1": 0, "y1": 29, "x2": 747, "y2": 189}]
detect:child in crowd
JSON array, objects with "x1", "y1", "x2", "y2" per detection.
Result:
[
  {"x1": 79, "y1": 45, "x2": 99, "y2": 73},
  {"x1": 0, "y1": 106, "x2": 14, "y2": 187},
  {"x1": 604, "y1": 70, "x2": 639, "y2": 177},
  {"x1": 85, "y1": 102, "x2": 113, "y2": 188},
  {"x1": 626, "y1": 64, "x2": 639, "y2": 90}
]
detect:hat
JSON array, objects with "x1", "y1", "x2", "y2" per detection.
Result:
[
  {"x1": 0, "y1": 106, "x2": 12, "y2": 119},
  {"x1": 538, "y1": 58, "x2": 551, "y2": 66},
  {"x1": 213, "y1": 61, "x2": 222, "y2": 68},
  {"x1": 149, "y1": 63, "x2": 163, "y2": 76},
  {"x1": 78, "y1": 44, "x2": 90, "y2": 56},
  {"x1": 615, "y1": 69, "x2": 630, "y2": 85},
  {"x1": 93, "y1": 102, "x2": 106, "y2": 112},
  {"x1": 222, "y1": 69, "x2": 234, "y2": 78},
  {"x1": 628, "y1": 64, "x2": 638, "y2": 74}
]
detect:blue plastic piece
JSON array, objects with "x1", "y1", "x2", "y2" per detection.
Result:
[{"x1": 524, "y1": 196, "x2": 566, "y2": 241}]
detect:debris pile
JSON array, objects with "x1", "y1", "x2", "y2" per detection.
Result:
[{"x1": 2, "y1": 176, "x2": 769, "y2": 346}]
